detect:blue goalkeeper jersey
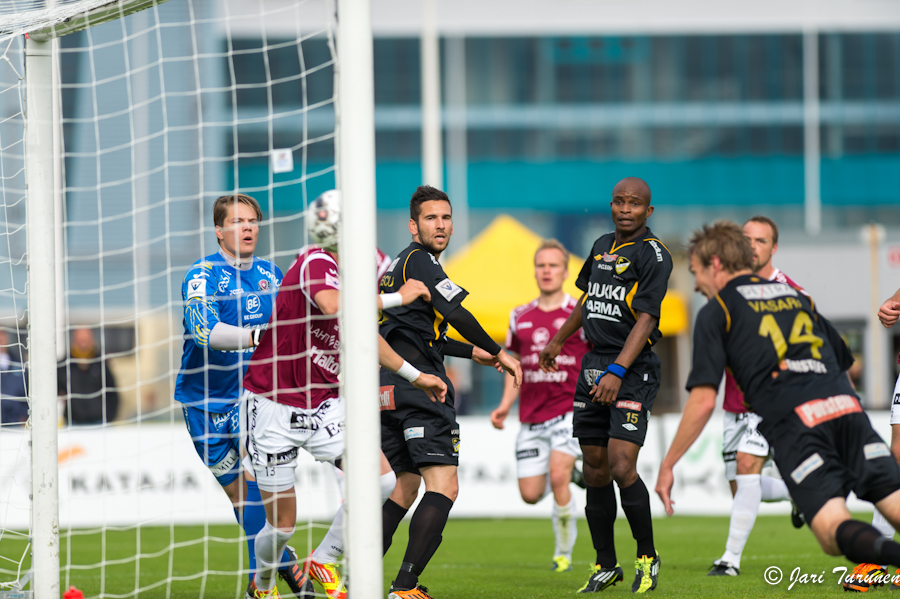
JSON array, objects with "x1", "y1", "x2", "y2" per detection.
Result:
[{"x1": 174, "y1": 250, "x2": 282, "y2": 413}]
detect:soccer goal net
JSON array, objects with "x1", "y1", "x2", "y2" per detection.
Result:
[{"x1": 0, "y1": 0, "x2": 381, "y2": 597}]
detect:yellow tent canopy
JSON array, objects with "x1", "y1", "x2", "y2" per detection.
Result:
[{"x1": 442, "y1": 215, "x2": 688, "y2": 342}]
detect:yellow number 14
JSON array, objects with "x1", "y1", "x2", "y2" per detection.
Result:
[{"x1": 758, "y1": 312, "x2": 823, "y2": 360}]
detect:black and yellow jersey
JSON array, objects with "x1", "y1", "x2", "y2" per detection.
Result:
[
  {"x1": 379, "y1": 242, "x2": 469, "y2": 370},
  {"x1": 575, "y1": 228, "x2": 673, "y2": 353},
  {"x1": 686, "y1": 274, "x2": 855, "y2": 424}
]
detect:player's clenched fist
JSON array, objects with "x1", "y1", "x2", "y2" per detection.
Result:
[
  {"x1": 398, "y1": 278, "x2": 431, "y2": 304},
  {"x1": 878, "y1": 298, "x2": 900, "y2": 329}
]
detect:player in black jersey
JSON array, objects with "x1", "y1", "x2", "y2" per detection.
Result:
[
  {"x1": 379, "y1": 185, "x2": 522, "y2": 599},
  {"x1": 657, "y1": 221, "x2": 900, "y2": 572},
  {"x1": 539, "y1": 177, "x2": 672, "y2": 594}
]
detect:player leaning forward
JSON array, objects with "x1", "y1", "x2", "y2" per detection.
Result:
[
  {"x1": 540, "y1": 177, "x2": 672, "y2": 594},
  {"x1": 379, "y1": 185, "x2": 523, "y2": 599},
  {"x1": 174, "y1": 193, "x2": 311, "y2": 595},
  {"x1": 242, "y1": 192, "x2": 447, "y2": 599},
  {"x1": 657, "y1": 221, "x2": 900, "y2": 573},
  {"x1": 491, "y1": 238, "x2": 591, "y2": 573}
]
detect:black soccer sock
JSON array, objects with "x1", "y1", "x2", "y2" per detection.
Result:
[
  {"x1": 585, "y1": 482, "x2": 618, "y2": 567},
  {"x1": 393, "y1": 491, "x2": 453, "y2": 590},
  {"x1": 837, "y1": 520, "x2": 900, "y2": 566},
  {"x1": 383, "y1": 498, "x2": 409, "y2": 556},
  {"x1": 619, "y1": 476, "x2": 656, "y2": 558}
]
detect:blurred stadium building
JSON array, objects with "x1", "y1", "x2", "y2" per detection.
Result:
[{"x1": 5, "y1": 0, "x2": 900, "y2": 421}]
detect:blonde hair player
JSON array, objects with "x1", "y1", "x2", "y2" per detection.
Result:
[{"x1": 491, "y1": 239, "x2": 591, "y2": 573}]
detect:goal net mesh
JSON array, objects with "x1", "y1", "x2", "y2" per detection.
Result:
[{"x1": 0, "y1": 0, "x2": 343, "y2": 595}]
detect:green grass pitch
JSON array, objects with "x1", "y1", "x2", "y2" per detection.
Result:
[{"x1": 0, "y1": 514, "x2": 872, "y2": 597}]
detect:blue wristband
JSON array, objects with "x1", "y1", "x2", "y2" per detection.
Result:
[
  {"x1": 607, "y1": 363, "x2": 627, "y2": 378},
  {"x1": 593, "y1": 371, "x2": 606, "y2": 385}
]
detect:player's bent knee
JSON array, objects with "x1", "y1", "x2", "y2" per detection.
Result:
[
  {"x1": 380, "y1": 470, "x2": 397, "y2": 501},
  {"x1": 609, "y1": 461, "x2": 638, "y2": 486},
  {"x1": 520, "y1": 491, "x2": 543, "y2": 504},
  {"x1": 736, "y1": 452, "x2": 765, "y2": 475}
]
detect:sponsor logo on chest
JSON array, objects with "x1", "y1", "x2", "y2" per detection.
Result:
[{"x1": 587, "y1": 282, "x2": 626, "y2": 301}]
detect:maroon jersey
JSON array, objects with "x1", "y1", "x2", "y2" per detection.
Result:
[
  {"x1": 723, "y1": 268, "x2": 806, "y2": 413},
  {"x1": 244, "y1": 246, "x2": 340, "y2": 409},
  {"x1": 293, "y1": 247, "x2": 389, "y2": 292},
  {"x1": 376, "y1": 247, "x2": 392, "y2": 283},
  {"x1": 506, "y1": 294, "x2": 591, "y2": 423}
]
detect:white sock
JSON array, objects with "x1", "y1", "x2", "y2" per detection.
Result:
[
  {"x1": 255, "y1": 521, "x2": 294, "y2": 591},
  {"x1": 552, "y1": 495, "x2": 577, "y2": 559},
  {"x1": 312, "y1": 472, "x2": 394, "y2": 564},
  {"x1": 873, "y1": 509, "x2": 896, "y2": 540},
  {"x1": 760, "y1": 475, "x2": 790, "y2": 502},
  {"x1": 312, "y1": 503, "x2": 345, "y2": 564},
  {"x1": 720, "y1": 474, "x2": 762, "y2": 569}
]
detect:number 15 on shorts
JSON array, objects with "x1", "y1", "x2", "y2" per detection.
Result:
[{"x1": 625, "y1": 411, "x2": 639, "y2": 425}]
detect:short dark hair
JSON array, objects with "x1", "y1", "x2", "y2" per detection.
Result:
[
  {"x1": 744, "y1": 215, "x2": 779, "y2": 245},
  {"x1": 213, "y1": 194, "x2": 262, "y2": 228},
  {"x1": 409, "y1": 185, "x2": 451, "y2": 222},
  {"x1": 688, "y1": 220, "x2": 754, "y2": 273}
]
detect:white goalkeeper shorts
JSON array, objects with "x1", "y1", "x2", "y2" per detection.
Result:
[
  {"x1": 890, "y1": 372, "x2": 900, "y2": 425},
  {"x1": 244, "y1": 390, "x2": 345, "y2": 493},
  {"x1": 723, "y1": 411, "x2": 771, "y2": 481},
  {"x1": 515, "y1": 412, "x2": 581, "y2": 479}
]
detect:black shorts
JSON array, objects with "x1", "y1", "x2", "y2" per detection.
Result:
[
  {"x1": 380, "y1": 368, "x2": 459, "y2": 474},
  {"x1": 761, "y1": 407, "x2": 900, "y2": 524},
  {"x1": 572, "y1": 350, "x2": 660, "y2": 447}
]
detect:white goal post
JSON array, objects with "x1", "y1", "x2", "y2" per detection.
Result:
[
  {"x1": 3, "y1": 1, "x2": 381, "y2": 597},
  {"x1": 24, "y1": 32, "x2": 60, "y2": 599}
]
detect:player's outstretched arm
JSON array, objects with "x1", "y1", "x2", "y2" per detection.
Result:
[
  {"x1": 379, "y1": 278, "x2": 430, "y2": 310},
  {"x1": 443, "y1": 305, "x2": 524, "y2": 388},
  {"x1": 378, "y1": 335, "x2": 447, "y2": 403},
  {"x1": 539, "y1": 291, "x2": 585, "y2": 373},
  {"x1": 878, "y1": 288, "x2": 900, "y2": 328},
  {"x1": 490, "y1": 368, "x2": 520, "y2": 430},
  {"x1": 655, "y1": 384, "x2": 717, "y2": 516}
]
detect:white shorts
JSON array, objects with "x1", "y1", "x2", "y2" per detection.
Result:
[
  {"x1": 515, "y1": 412, "x2": 581, "y2": 479},
  {"x1": 244, "y1": 391, "x2": 345, "y2": 492},
  {"x1": 722, "y1": 411, "x2": 771, "y2": 481},
  {"x1": 890, "y1": 372, "x2": 900, "y2": 425}
]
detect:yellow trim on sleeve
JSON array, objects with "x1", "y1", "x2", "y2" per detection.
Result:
[
  {"x1": 432, "y1": 306, "x2": 444, "y2": 342},
  {"x1": 402, "y1": 249, "x2": 420, "y2": 284},
  {"x1": 714, "y1": 294, "x2": 731, "y2": 332},
  {"x1": 625, "y1": 281, "x2": 638, "y2": 320}
]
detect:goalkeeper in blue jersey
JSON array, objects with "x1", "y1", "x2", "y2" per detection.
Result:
[{"x1": 174, "y1": 193, "x2": 312, "y2": 596}]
